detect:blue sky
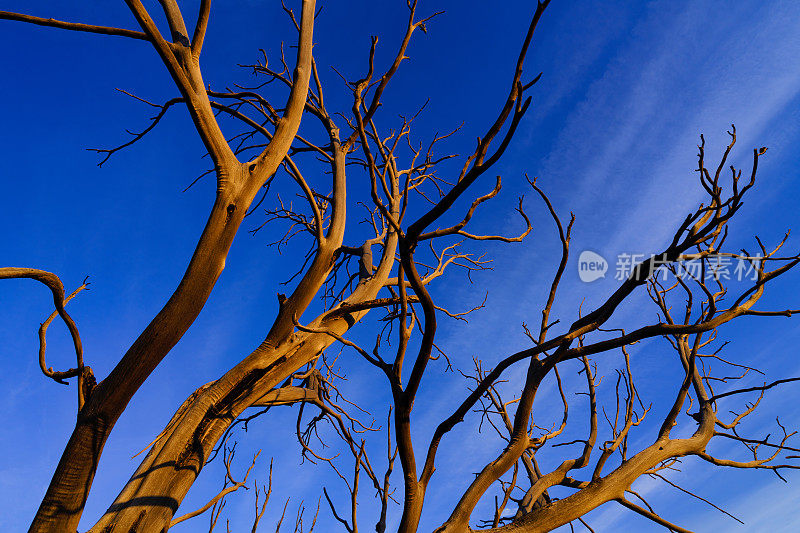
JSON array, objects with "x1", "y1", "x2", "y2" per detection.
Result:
[{"x1": 2, "y1": 0, "x2": 800, "y2": 531}]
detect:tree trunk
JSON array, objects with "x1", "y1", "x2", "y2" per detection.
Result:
[
  {"x1": 87, "y1": 233, "x2": 398, "y2": 531},
  {"x1": 30, "y1": 180, "x2": 251, "y2": 532}
]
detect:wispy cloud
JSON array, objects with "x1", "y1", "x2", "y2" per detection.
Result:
[{"x1": 413, "y1": 0, "x2": 800, "y2": 529}]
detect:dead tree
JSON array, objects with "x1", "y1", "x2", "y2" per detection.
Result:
[{"x1": 2, "y1": 1, "x2": 799, "y2": 532}]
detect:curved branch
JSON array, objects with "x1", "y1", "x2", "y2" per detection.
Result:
[
  {"x1": 0, "y1": 268, "x2": 86, "y2": 409},
  {"x1": 38, "y1": 279, "x2": 90, "y2": 385},
  {"x1": 0, "y1": 11, "x2": 149, "y2": 40},
  {"x1": 416, "y1": 177, "x2": 531, "y2": 243},
  {"x1": 89, "y1": 95, "x2": 184, "y2": 166}
]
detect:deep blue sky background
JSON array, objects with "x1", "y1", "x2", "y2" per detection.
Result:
[{"x1": 2, "y1": 1, "x2": 800, "y2": 531}]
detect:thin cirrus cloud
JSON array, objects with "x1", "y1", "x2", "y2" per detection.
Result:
[
  {"x1": 2, "y1": 0, "x2": 800, "y2": 531},
  {"x1": 170, "y1": 0, "x2": 800, "y2": 530},
  {"x1": 552, "y1": 0, "x2": 800, "y2": 257},
  {"x1": 479, "y1": 0, "x2": 800, "y2": 341},
  {"x1": 409, "y1": 0, "x2": 800, "y2": 530}
]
